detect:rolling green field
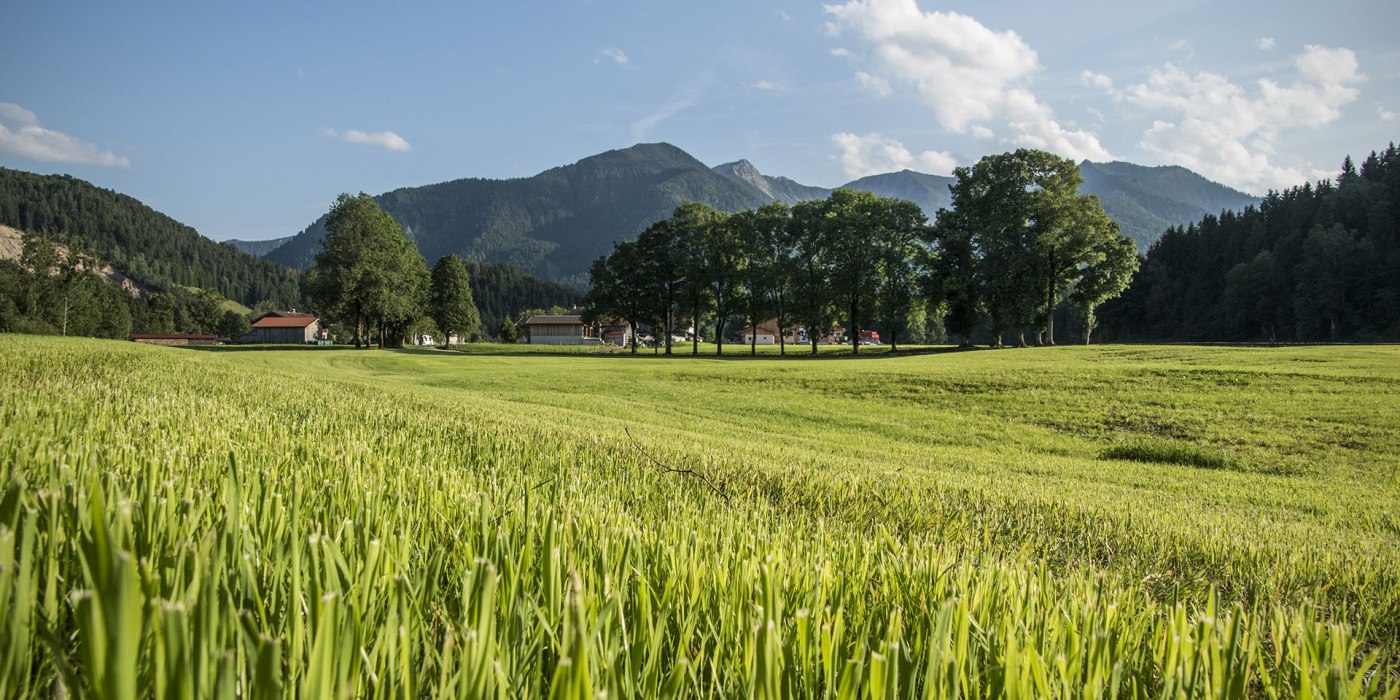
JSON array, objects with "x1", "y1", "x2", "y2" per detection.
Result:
[{"x1": 1, "y1": 335, "x2": 1397, "y2": 698}]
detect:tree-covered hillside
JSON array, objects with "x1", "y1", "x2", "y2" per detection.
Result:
[
  {"x1": 225, "y1": 235, "x2": 294, "y2": 257},
  {"x1": 268, "y1": 143, "x2": 770, "y2": 285},
  {"x1": 1078, "y1": 161, "x2": 1260, "y2": 250},
  {"x1": 1099, "y1": 145, "x2": 1400, "y2": 342},
  {"x1": 0, "y1": 168, "x2": 301, "y2": 307}
]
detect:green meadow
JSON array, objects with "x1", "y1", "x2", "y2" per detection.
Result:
[{"x1": 1, "y1": 335, "x2": 1397, "y2": 697}]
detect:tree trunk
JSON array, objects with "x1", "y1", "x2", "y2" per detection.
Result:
[
  {"x1": 691, "y1": 307, "x2": 699, "y2": 355},
  {"x1": 890, "y1": 331, "x2": 897, "y2": 353},
  {"x1": 750, "y1": 320, "x2": 757, "y2": 356},
  {"x1": 1017, "y1": 330, "x2": 1027, "y2": 348},
  {"x1": 850, "y1": 298, "x2": 859, "y2": 355},
  {"x1": 1045, "y1": 248, "x2": 1057, "y2": 345},
  {"x1": 664, "y1": 307, "x2": 672, "y2": 355},
  {"x1": 629, "y1": 320, "x2": 638, "y2": 354},
  {"x1": 716, "y1": 317, "x2": 724, "y2": 356}
]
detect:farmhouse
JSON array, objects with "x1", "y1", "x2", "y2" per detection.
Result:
[
  {"x1": 241, "y1": 312, "x2": 327, "y2": 344},
  {"x1": 523, "y1": 314, "x2": 600, "y2": 345},
  {"x1": 738, "y1": 318, "x2": 783, "y2": 345},
  {"x1": 131, "y1": 333, "x2": 225, "y2": 346},
  {"x1": 600, "y1": 319, "x2": 633, "y2": 346}
]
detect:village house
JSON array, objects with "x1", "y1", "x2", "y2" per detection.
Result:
[
  {"x1": 738, "y1": 317, "x2": 783, "y2": 345},
  {"x1": 600, "y1": 319, "x2": 633, "y2": 347},
  {"x1": 523, "y1": 314, "x2": 602, "y2": 345},
  {"x1": 240, "y1": 311, "x2": 327, "y2": 344}
]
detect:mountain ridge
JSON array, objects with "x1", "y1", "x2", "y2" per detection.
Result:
[{"x1": 262, "y1": 143, "x2": 1261, "y2": 282}]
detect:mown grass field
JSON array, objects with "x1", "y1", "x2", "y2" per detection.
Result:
[{"x1": 1, "y1": 335, "x2": 1397, "y2": 698}]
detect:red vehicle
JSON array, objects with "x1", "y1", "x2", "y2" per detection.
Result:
[{"x1": 858, "y1": 330, "x2": 881, "y2": 345}]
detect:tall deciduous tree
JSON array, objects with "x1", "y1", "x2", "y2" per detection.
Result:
[
  {"x1": 873, "y1": 198, "x2": 929, "y2": 352},
  {"x1": 731, "y1": 202, "x2": 791, "y2": 355},
  {"x1": 789, "y1": 200, "x2": 834, "y2": 355},
  {"x1": 670, "y1": 202, "x2": 722, "y2": 355},
  {"x1": 940, "y1": 149, "x2": 1125, "y2": 346},
  {"x1": 430, "y1": 254, "x2": 482, "y2": 346},
  {"x1": 1069, "y1": 233, "x2": 1138, "y2": 344},
  {"x1": 307, "y1": 193, "x2": 425, "y2": 348}
]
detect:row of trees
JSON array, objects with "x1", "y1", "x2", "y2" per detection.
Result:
[
  {"x1": 586, "y1": 149, "x2": 1139, "y2": 354},
  {"x1": 306, "y1": 193, "x2": 481, "y2": 347},
  {"x1": 1100, "y1": 144, "x2": 1400, "y2": 341}
]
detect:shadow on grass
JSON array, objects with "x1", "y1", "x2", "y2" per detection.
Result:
[
  {"x1": 187, "y1": 343, "x2": 993, "y2": 361},
  {"x1": 443, "y1": 344, "x2": 984, "y2": 360}
]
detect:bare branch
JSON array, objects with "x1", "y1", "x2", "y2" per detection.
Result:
[{"x1": 624, "y1": 426, "x2": 731, "y2": 506}]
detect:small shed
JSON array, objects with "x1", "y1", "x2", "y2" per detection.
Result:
[
  {"x1": 241, "y1": 312, "x2": 326, "y2": 344},
  {"x1": 523, "y1": 314, "x2": 600, "y2": 345}
]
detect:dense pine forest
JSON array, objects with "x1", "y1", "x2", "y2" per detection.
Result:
[
  {"x1": 0, "y1": 168, "x2": 301, "y2": 308},
  {"x1": 1100, "y1": 143, "x2": 1400, "y2": 342},
  {"x1": 464, "y1": 259, "x2": 583, "y2": 337}
]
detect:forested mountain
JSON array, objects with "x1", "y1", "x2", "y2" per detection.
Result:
[
  {"x1": 842, "y1": 170, "x2": 958, "y2": 217},
  {"x1": 261, "y1": 143, "x2": 1256, "y2": 284},
  {"x1": 0, "y1": 168, "x2": 301, "y2": 307},
  {"x1": 1099, "y1": 145, "x2": 1400, "y2": 342},
  {"x1": 225, "y1": 235, "x2": 294, "y2": 257},
  {"x1": 1078, "y1": 161, "x2": 1260, "y2": 250},
  {"x1": 267, "y1": 143, "x2": 770, "y2": 285}
]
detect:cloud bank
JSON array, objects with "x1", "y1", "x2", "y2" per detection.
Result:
[
  {"x1": 0, "y1": 103, "x2": 130, "y2": 168},
  {"x1": 824, "y1": 0, "x2": 1111, "y2": 162},
  {"x1": 1106, "y1": 44, "x2": 1363, "y2": 193},
  {"x1": 832, "y1": 131, "x2": 957, "y2": 178}
]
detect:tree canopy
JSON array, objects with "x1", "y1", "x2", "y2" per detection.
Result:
[
  {"x1": 307, "y1": 193, "x2": 429, "y2": 348},
  {"x1": 429, "y1": 254, "x2": 483, "y2": 346}
]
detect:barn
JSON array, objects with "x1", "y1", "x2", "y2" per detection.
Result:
[{"x1": 241, "y1": 312, "x2": 326, "y2": 344}]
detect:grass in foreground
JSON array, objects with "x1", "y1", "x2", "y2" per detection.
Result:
[{"x1": 1, "y1": 335, "x2": 1397, "y2": 697}]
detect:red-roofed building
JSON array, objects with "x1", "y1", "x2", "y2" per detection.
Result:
[{"x1": 240, "y1": 312, "x2": 327, "y2": 344}]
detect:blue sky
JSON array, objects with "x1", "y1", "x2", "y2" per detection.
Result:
[{"x1": 2, "y1": 0, "x2": 1397, "y2": 241}]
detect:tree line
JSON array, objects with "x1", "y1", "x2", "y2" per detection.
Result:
[
  {"x1": 585, "y1": 149, "x2": 1139, "y2": 354},
  {"x1": 0, "y1": 230, "x2": 260, "y2": 340},
  {"x1": 1101, "y1": 143, "x2": 1400, "y2": 342}
]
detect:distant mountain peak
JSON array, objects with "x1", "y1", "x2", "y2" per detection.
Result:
[{"x1": 712, "y1": 159, "x2": 831, "y2": 204}]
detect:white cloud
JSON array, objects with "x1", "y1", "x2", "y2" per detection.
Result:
[
  {"x1": 0, "y1": 102, "x2": 130, "y2": 168},
  {"x1": 751, "y1": 80, "x2": 782, "y2": 92},
  {"x1": 1380, "y1": 103, "x2": 1398, "y2": 122},
  {"x1": 322, "y1": 128, "x2": 411, "y2": 152},
  {"x1": 971, "y1": 125, "x2": 995, "y2": 140},
  {"x1": 824, "y1": 0, "x2": 1111, "y2": 162},
  {"x1": 778, "y1": 10, "x2": 791, "y2": 21},
  {"x1": 597, "y1": 48, "x2": 629, "y2": 65},
  {"x1": 1081, "y1": 70, "x2": 1114, "y2": 91},
  {"x1": 830, "y1": 48, "x2": 851, "y2": 58},
  {"x1": 1119, "y1": 45, "x2": 1364, "y2": 193},
  {"x1": 1257, "y1": 36, "x2": 1275, "y2": 51},
  {"x1": 831, "y1": 131, "x2": 957, "y2": 178},
  {"x1": 855, "y1": 71, "x2": 892, "y2": 97}
]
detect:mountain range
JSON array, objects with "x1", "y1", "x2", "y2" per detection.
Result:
[{"x1": 256, "y1": 143, "x2": 1259, "y2": 286}]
